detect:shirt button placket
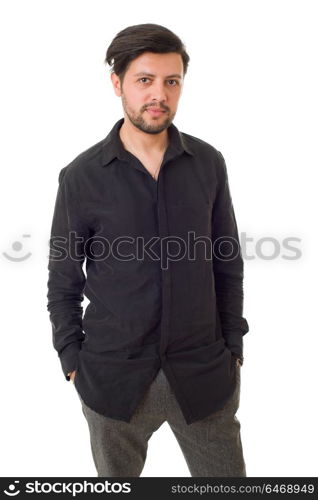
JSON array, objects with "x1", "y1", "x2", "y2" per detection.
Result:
[{"x1": 156, "y1": 164, "x2": 172, "y2": 363}]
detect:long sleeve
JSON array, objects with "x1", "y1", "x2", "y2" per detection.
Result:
[
  {"x1": 47, "y1": 166, "x2": 88, "y2": 381},
  {"x1": 212, "y1": 151, "x2": 249, "y2": 358}
]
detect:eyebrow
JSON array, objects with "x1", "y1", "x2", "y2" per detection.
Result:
[{"x1": 133, "y1": 72, "x2": 182, "y2": 79}]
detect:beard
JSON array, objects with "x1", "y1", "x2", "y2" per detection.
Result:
[{"x1": 121, "y1": 94, "x2": 176, "y2": 135}]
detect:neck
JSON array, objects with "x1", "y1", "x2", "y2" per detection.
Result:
[{"x1": 119, "y1": 116, "x2": 169, "y2": 156}]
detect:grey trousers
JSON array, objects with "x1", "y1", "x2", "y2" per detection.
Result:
[{"x1": 75, "y1": 364, "x2": 246, "y2": 477}]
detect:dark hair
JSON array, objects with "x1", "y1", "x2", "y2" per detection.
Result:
[{"x1": 105, "y1": 23, "x2": 190, "y2": 84}]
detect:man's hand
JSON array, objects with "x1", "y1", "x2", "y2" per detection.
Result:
[
  {"x1": 68, "y1": 370, "x2": 76, "y2": 383},
  {"x1": 231, "y1": 353, "x2": 244, "y2": 367}
]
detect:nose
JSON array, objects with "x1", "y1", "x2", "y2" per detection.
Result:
[{"x1": 149, "y1": 80, "x2": 168, "y2": 103}]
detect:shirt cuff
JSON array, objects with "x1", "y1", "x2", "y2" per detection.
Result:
[
  {"x1": 223, "y1": 330, "x2": 243, "y2": 358},
  {"x1": 59, "y1": 343, "x2": 81, "y2": 381}
]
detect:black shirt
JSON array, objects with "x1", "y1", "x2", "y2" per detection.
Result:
[{"x1": 46, "y1": 117, "x2": 249, "y2": 425}]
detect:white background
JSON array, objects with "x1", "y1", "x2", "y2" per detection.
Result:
[{"x1": 0, "y1": 0, "x2": 317, "y2": 477}]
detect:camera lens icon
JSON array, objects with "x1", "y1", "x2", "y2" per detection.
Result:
[
  {"x1": 4, "y1": 480, "x2": 20, "y2": 496},
  {"x1": 2, "y1": 235, "x2": 32, "y2": 262}
]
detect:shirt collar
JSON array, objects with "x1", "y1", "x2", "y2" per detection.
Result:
[{"x1": 100, "y1": 117, "x2": 194, "y2": 167}]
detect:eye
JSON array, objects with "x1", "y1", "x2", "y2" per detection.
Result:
[
  {"x1": 138, "y1": 77, "x2": 150, "y2": 84},
  {"x1": 137, "y1": 78, "x2": 179, "y2": 86}
]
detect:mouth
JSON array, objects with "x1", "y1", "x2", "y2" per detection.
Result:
[{"x1": 146, "y1": 108, "x2": 166, "y2": 116}]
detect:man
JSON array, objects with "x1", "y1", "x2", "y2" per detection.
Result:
[{"x1": 47, "y1": 23, "x2": 249, "y2": 477}]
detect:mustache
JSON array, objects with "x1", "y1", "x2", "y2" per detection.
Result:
[{"x1": 145, "y1": 104, "x2": 169, "y2": 111}]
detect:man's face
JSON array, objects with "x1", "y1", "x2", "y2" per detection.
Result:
[{"x1": 111, "y1": 52, "x2": 184, "y2": 135}]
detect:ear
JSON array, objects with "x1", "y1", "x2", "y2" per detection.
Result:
[{"x1": 110, "y1": 72, "x2": 122, "y2": 97}]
